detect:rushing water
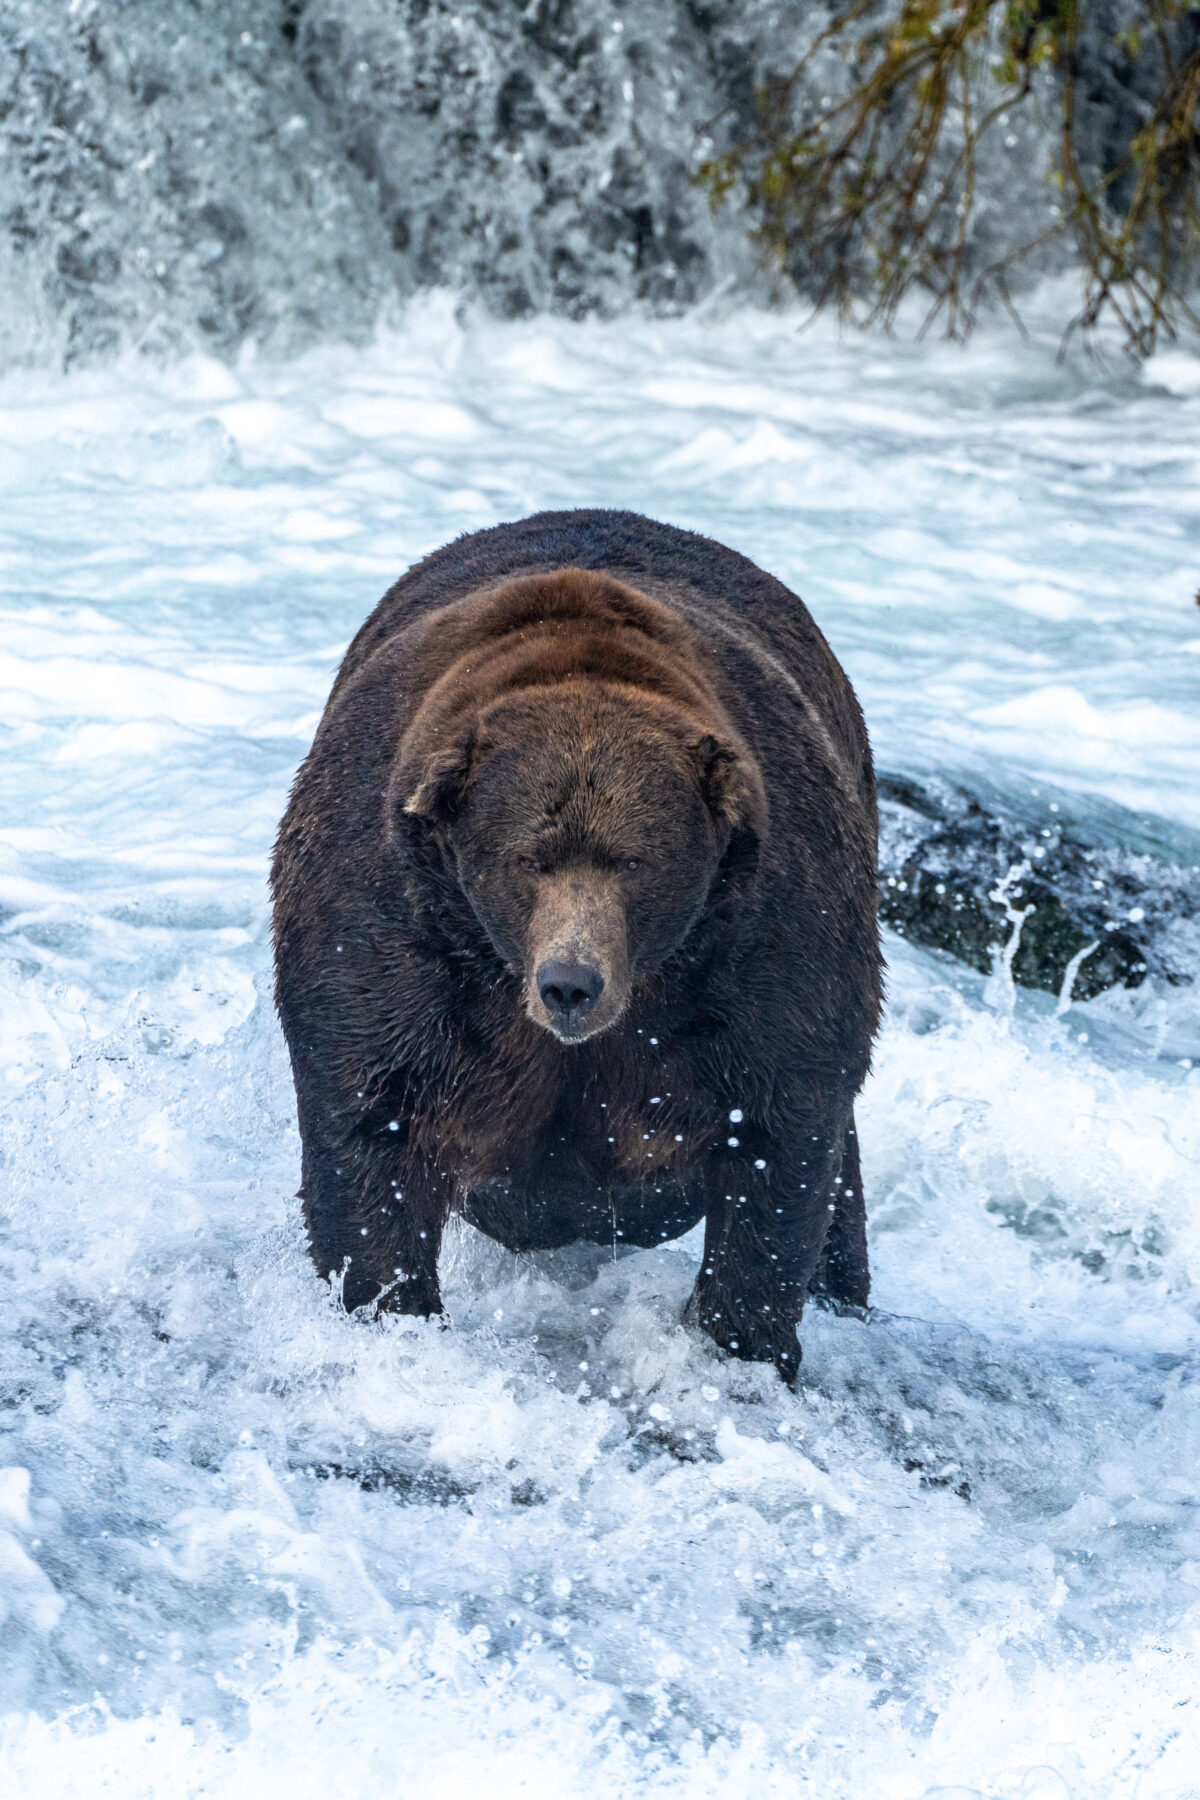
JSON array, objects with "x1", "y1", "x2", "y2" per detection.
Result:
[
  {"x1": 0, "y1": 0, "x2": 1106, "y2": 368},
  {"x1": 1, "y1": 302, "x2": 1198, "y2": 1797}
]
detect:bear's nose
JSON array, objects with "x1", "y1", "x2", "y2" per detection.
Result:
[{"x1": 537, "y1": 960, "x2": 605, "y2": 1021}]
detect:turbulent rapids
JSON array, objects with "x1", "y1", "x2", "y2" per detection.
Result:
[
  {"x1": 1, "y1": 10, "x2": 1199, "y2": 1787},
  {"x1": 0, "y1": 302, "x2": 1198, "y2": 1795},
  {"x1": 0, "y1": 0, "x2": 1173, "y2": 368}
]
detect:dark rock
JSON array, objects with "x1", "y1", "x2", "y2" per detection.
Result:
[{"x1": 877, "y1": 773, "x2": 1198, "y2": 1000}]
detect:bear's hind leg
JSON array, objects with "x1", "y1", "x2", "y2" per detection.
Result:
[{"x1": 807, "y1": 1115, "x2": 870, "y2": 1313}]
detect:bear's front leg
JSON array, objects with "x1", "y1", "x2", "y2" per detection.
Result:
[
  {"x1": 687, "y1": 1086, "x2": 853, "y2": 1383},
  {"x1": 298, "y1": 1113, "x2": 449, "y2": 1318}
]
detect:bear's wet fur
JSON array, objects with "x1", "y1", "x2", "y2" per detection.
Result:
[{"x1": 272, "y1": 509, "x2": 881, "y2": 1380}]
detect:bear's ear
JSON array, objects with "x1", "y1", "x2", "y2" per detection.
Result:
[
  {"x1": 402, "y1": 725, "x2": 478, "y2": 825},
  {"x1": 690, "y1": 732, "x2": 765, "y2": 834}
]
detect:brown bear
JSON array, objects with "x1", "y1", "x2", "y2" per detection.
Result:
[{"x1": 272, "y1": 510, "x2": 881, "y2": 1381}]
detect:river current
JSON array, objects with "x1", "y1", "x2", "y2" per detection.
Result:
[{"x1": 0, "y1": 301, "x2": 1198, "y2": 1797}]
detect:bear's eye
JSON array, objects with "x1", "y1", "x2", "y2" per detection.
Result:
[
  {"x1": 623, "y1": 858, "x2": 643, "y2": 873},
  {"x1": 515, "y1": 853, "x2": 542, "y2": 874}
]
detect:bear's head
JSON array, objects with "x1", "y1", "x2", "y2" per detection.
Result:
[{"x1": 398, "y1": 679, "x2": 765, "y2": 1043}]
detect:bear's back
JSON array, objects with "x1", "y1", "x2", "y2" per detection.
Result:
[{"x1": 330, "y1": 510, "x2": 864, "y2": 774}]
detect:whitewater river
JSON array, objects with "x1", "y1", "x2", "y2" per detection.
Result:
[{"x1": 1, "y1": 303, "x2": 1198, "y2": 1798}]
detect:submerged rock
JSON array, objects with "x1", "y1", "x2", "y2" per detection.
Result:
[{"x1": 876, "y1": 774, "x2": 1199, "y2": 1000}]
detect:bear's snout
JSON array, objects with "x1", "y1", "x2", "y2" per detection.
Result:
[
  {"x1": 524, "y1": 869, "x2": 630, "y2": 1042},
  {"x1": 536, "y1": 959, "x2": 605, "y2": 1028}
]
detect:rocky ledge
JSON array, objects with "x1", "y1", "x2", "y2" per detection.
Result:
[{"x1": 876, "y1": 774, "x2": 1198, "y2": 1001}]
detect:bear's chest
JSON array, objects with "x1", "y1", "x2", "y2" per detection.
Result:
[{"x1": 446, "y1": 1040, "x2": 713, "y2": 1190}]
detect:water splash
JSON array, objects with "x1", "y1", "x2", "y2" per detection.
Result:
[
  {"x1": 984, "y1": 860, "x2": 1034, "y2": 1020},
  {"x1": 1, "y1": 308, "x2": 1198, "y2": 1796},
  {"x1": 0, "y1": 0, "x2": 1105, "y2": 369},
  {"x1": 1054, "y1": 938, "x2": 1101, "y2": 1018}
]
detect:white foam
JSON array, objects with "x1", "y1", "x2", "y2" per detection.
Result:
[{"x1": 0, "y1": 305, "x2": 1198, "y2": 1795}]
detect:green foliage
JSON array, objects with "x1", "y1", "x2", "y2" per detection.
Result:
[{"x1": 699, "y1": 0, "x2": 1200, "y2": 354}]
